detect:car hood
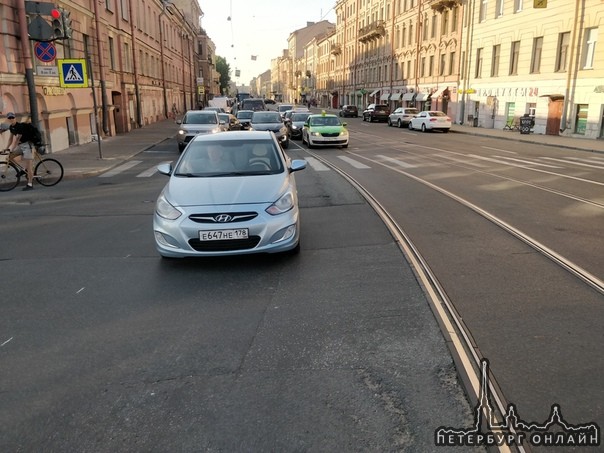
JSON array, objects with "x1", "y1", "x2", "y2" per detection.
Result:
[
  {"x1": 165, "y1": 173, "x2": 290, "y2": 207},
  {"x1": 180, "y1": 124, "x2": 220, "y2": 133},
  {"x1": 309, "y1": 126, "x2": 346, "y2": 133}
]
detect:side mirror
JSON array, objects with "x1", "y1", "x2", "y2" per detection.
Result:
[
  {"x1": 290, "y1": 159, "x2": 307, "y2": 172},
  {"x1": 342, "y1": 122, "x2": 347, "y2": 127},
  {"x1": 157, "y1": 163, "x2": 172, "y2": 176},
  {"x1": 176, "y1": 120, "x2": 182, "y2": 125}
]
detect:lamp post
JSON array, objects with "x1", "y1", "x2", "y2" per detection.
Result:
[{"x1": 159, "y1": 0, "x2": 170, "y2": 118}]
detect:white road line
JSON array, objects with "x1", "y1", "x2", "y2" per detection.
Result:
[
  {"x1": 540, "y1": 157, "x2": 604, "y2": 170},
  {"x1": 1, "y1": 337, "x2": 13, "y2": 347},
  {"x1": 304, "y1": 156, "x2": 330, "y2": 171},
  {"x1": 493, "y1": 155, "x2": 563, "y2": 168},
  {"x1": 137, "y1": 161, "x2": 171, "y2": 177},
  {"x1": 435, "y1": 154, "x2": 490, "y2": 167},
  {"x1": 376, "y1": 154, "x2": 417, "y2": 168},
  {"x1": 99, "y1": 161, "x2": 142, "y2": 177},
  {"x1": 482, "y1": 146, "x2": 517, "y2": 154},
  {"x1": 337, "y1": 155, "x2": 371, "y2": 169}
]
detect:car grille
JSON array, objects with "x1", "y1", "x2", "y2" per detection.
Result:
[
  {"x1": 189, "y1": 212, "x2": 258, "y2": 223},
  {"x1": 321, "y1": 132, "x2": 340, "y2": 137},
  {"x1": 188, "y1": 236, "x2": 261, "y2": 251}
]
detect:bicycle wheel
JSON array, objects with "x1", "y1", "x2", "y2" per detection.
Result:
[
  {"x1": 0, "y1": 162, "x2": 20, "y2": 191},
  {"x1": 34, "y1": 158, "x2": 64, "y2": 186}
]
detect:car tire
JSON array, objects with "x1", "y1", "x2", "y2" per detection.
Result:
[
  {"x1": 342, "y1": 143, "x2": 348, "y2": 148},
  {"x1": 307, "y1": 140, "x2": 314, "y2": 149},
  {"x1": 443, "y1": 128, "x2": 450, "y2": 133},
  {"x1": 397, "y1": 119, "x2": 403, "y2": 128},
  {"x1": 421, "y1": 124, "x2": 427, "y2": 132},
  {"x1": 408, "y1": 122, "x2": 414, "y2": 130}
]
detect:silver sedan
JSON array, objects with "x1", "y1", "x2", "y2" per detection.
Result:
[{"x1": 154, "y1": 131, "x2": 306, "y2": 258}]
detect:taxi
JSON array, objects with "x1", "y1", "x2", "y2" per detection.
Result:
[{"x1": 301, "y1": 111, "x2": 349, "y2": 149}]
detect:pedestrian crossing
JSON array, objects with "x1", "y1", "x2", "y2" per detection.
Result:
[{"x1": 98, "y1": 152, "x2": 604, "y2": 178}]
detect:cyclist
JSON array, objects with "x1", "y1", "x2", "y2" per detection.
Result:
[{"x1": 5, "y1": 112, "x2": 34, "y2": 190}]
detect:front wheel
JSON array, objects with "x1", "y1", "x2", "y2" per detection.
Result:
[
  {"x1": 35, "y1": 158, "x2": 63, "y2": 186},
  {"x1": 421, "y1": 124, "x2": 427, "y2": 132},
  {"x1": 397, "y1": 120, "x2": 403, "y2": 128},
  {"x1": 0, "y1": 162, "x2": 20, "y2": 191},
  {"x1": 408, "y1": 122, "x2": 414, "y2": 131}
]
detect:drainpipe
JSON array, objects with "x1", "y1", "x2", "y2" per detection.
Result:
[
  {"x1": 159, "y1": 2, "x2": 169, "y2": 118},
  {"x1": 16, "y1": 0, "x2": 40, "y2": 126},
  {"x1": 93, "y1": 0, "x2": 110, "y2": 133},
  {"x1": 127, "y1": 0, "x2": 142, "y2": 127},
  {"x1": 560, "y1": 0, "x2": 583, "y2": 133},
  {"x1": 459, "y1": 0, "x2": 476, "y2": 125}
]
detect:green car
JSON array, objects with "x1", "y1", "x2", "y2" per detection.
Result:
[{"x1": 301, "y1": 112, "x2": 349, "y2": 149}]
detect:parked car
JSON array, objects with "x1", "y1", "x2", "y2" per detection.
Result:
[
  {"x1": 240, "y1": 98, "x2": 267, "y2": 112},
  {"x1": 153, "y1": 131, "x2": 306, "y2": 257},
  {"x1": 264, "y1": 98, "x2": 278, "y2": 111},
  {"x1": 408, "y1": 110, "x2": 452, "y2": 133},
  {"x1": 388, "y1": 107, "x2": 419, "y2": 128},
  {"x1": 176, "y1": 110, "x2": 225, "y2": 151},
  {"x1": 301, "y1": 112, "x2": 349, "y2": 149},
  {"x1": 235, "y1": 110, "x2": 255, "y2": 130},
  {"x1": 218, "y1": 113, "x2": 244, "y2": 131},
  {"x1": 362, "y1": 104, "x2": 390, "y2": 122},
  {"x1": 284, "y1": 111, "x2": 311, "y2": 140},
  {"x1": 339, "y1": 105, "x2": 358, "y2": 118},
  {"x1": 250, "y1": 111, "x2": 290, "y2": 149}
]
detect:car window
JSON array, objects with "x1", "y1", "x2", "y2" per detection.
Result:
[
  {"x1": 184, "y1": 112, "x2": 217, "y2": 124},
  {"x1": 429, "y1": 111, "x2": 446, "y2": 116},
  {"x1": 236, "y1": 111, "x2": 253, "y2": 119},
  {"x1": 252, "y1": 112, "x2": 281, "y2": 123},
  {"x1": 175, "y1": 139, "x2": 284, "y2": 176},
  {"x1": 291, "y1": 113, "x2": 310, "y2": 121}
]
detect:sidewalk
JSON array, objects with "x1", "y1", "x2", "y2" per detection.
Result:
[{"x1": 52, "y1": 113, "x2": 604, "y2": 180}]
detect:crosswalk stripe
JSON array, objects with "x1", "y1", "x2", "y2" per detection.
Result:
[
  {"x1": 493, "y1": 155, "x2": 562, "y2": 168},
  {"x1": 99, "y1": 161, "x2": 142, "y2": 177},
  {"x1": 337, "y1": 155, "x2": 371, "y2": 168},
  {"x1": 540, "y1": 157, "x2": 604, "y2": 170},
  {"x1": 136, "y1": 161, "x2": 172, "y2": 177},
  {"x1": 376, "y1": 154, "x2": 416, "y2": 168},
  {"x1": 304, "y1": 156, "x2": 330, "y2": 171}
]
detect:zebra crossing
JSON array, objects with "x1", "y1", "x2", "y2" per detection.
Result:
[{"x1": 97, "y1": 152, "x2": 604, "y2": 178}]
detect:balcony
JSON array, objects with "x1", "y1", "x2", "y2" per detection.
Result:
[
  {"x1": 330, "y1": 43, "x2": 342, "y2": 56},
  {"x1": 358, "y1": 20, "x2": 386, "y2": 43},
  {"x1": 430, "y1": 0, "x2": 462, "y2": 13}
]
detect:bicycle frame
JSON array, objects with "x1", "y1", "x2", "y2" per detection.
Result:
[{"x1": 0, "y1": 145, "x2": 64, "y2": 191}]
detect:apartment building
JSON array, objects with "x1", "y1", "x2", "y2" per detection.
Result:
[
  {"x1": 0, "y1": 0, "x2": 211, "y2": 153},
  {"x1": 268, "y1": 0, "x2": 602, "y2": 139}
]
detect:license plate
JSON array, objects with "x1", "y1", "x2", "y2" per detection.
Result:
[{"x1": 199, "y1": 228, "x2": 249, "y2": 241}]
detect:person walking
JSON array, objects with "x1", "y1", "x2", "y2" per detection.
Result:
[{"x1": 5, "y1": 112, "x2": 35, "y2": 190}]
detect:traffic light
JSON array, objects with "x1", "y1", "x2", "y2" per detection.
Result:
[
  {"x1": 51, "y1": 8, "x2": 64, "y2": 39},
  {"x1": 60, "y1": 8, "x2": 72, "y2": 39}
]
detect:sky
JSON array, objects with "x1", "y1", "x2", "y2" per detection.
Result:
[{"x1": 199, "y1": 0, "x2": 337, "y2": 86}]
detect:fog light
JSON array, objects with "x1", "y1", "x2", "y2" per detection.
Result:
[
  {"x1": 270, "y1": 225, "x2": 296, "y2": 244},
  {"x1": 155, "y1": 231, "x2": 179, "y2": 248}
]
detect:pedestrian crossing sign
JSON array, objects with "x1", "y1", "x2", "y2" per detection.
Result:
[{"x1": 58, "y1": 59, "x2": 88, "y2": 88}]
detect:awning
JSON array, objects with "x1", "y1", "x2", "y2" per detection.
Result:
[
  {"x1": 369, "y1": 89, "x2": 380, "y2": 97},
  {"x1": 402, "y1": 92, "x2": 415, "y2": 101},
  {"x1": 355, "y1": 90, "x2": 365, "y2": 96},
  {"x1": 390, "y1": 92, "x2": 404, "y2": 101},
  {"x1": 380, "y1": 92, "x2": 391, "y2": 101},
  {"x1": 415, "y1": 93, "x2": 427, "y2": 102}
]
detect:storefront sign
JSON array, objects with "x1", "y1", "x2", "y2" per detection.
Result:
[{"x1": 43, "y1": 86, "x2": 66, "y2": 96}]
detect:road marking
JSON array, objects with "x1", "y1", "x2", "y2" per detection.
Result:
[
  {"x1": 304, "y1": 156, "x2": 330, "y2": 171},
  {"x1": 99, "y1": 160, "x2": 142, "y2": 177},
  {"x1": 482, "y1": 146, "x2": 517, "y2": 154},
  {"x1": 540, "y1": 157, "x2": 604, "y2": 170},
  {"x1": 493, "y1": 155, "x2": 563, "y2": 168},
  {"x1": 376, "y1": 154, "x2": 417, "y2": 168},
  {"x1": 1, "y1": 337, "x2": 13, "y2": 347},
  {"x1": 136, "y1": 161, "x2": 171, "y2": 177},
  {"x1": 337, "y1": 155, "x2": 371, "y2": 168}
]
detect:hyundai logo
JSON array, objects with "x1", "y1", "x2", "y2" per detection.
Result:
[{"x1": 214, "y1": 214, "x2": 232, "y2": 223}]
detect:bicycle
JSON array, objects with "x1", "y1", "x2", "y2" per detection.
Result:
[{"x1": 0, "y1": 145, "x2": 64, "y2": 191}]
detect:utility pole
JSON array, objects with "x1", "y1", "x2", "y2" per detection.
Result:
[{"x1": 17, "y1": 0, "x2": 40, "y2": 126}]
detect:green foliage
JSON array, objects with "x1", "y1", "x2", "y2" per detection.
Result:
[{"x1": 215, "y1": 56, "x2": 231, "y2": 95}]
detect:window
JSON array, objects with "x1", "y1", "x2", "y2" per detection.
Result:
[
  {"x1": 475, "y1": 48, "x2": 483, "y2": 78},
  {"x1": 124, "y1": 42, "x2": 131, "y2": 72},
  {"x1": 509, "y1": 41, "x2": 520, "y2": 75},
  {"x1": 120, "y1": 0, "x2": 129, "y2": 21},
  {"x1": 423, "y1": 14, "x2": 429, "y2": 40},
  {"x1": 555, "y1": 32, "x2": 570, "y2": 72},
  {"x1": 439, "y1": 53, "x2": 446, "y2": 76},
  {"x1": 514, "y1": 0, "x2": 523, "y2": 12},
  {"x1": 442, "y1": 10, "x2": 449, "y2": 35},
  {"x1": 431, "y1": 14, "x2": 437, "y2": 39},
  {"x1": 105, "y1": 0, "x2": 113, "y2": 12},
  {"x1": 574, "y1": 104, "x2": 588, "y2": 135},
  {"x1": 108, "y1": 37, "x2": 115, "y2": 70},
  {"x1": 479, "y1": 0, "x2": 488, "y2": 22},
  {"x1": 582, "y1": 27, "x2": 598, "y2": 69},
  {"x1": 449, "y1": 51, "x2": 455, "y2": 75},
  {"x1": 530, "y1": 37, "x2": 543, "y2": 73},
  {"x1": 495, "y1": 0, "x2": 504, "y2": 17},
  {"x1": 429, "y1": 55, "x2": 434, "y2": 76},
  {"x1": 420, "y1": 56, "x2": 426, "y2": 76},
  {"x1": 491, "y1": 45, "x2": 500, "y2": 77}
]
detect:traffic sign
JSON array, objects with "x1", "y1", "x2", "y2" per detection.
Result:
[
  {"x1": 34, "y1": 41, "x2": 56, "y2": 62},
  {"x1": 58, "y1": 59, "x2": 88, "y2": 87}
]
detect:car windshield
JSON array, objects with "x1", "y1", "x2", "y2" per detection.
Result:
[
  {"x1": 184, "y1": 112, "x2": 218, "y2": 124},
  {"x1": 237, "y1": 111, "x2": 253, "y2": 120},
  {"x1": 406, "y1": 109, "x2": 419, "y2": 114},
  {"x1": 429, "y1": 111, "x2": 446, "y2": 116},
  {"x1": 291, "y1": 113, "x2": 311, "y2": 121},
  {"x1": 278, "y1": 105, "x2": 294, "y2": 112},
  {"x1": 309, "y1": 116, "x2": 341, "y2": 126},
  {"x1": 174, "y1": 139, "x2": 284, "y2": 176},
  {"x1": 252, "y1": 112, "x2": 281, "y2": 123}
]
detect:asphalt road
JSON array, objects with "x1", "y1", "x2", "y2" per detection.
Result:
[{"x1": 0, "y1": 139, "x2": 484, "y2": 452}]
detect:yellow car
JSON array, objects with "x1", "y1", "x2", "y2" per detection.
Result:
[{"x1": 301, "y1": 112, "x2": 349, "y2": 149}]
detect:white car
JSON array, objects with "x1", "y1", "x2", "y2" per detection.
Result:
[
  {"x1": 408, "y1": 110, "x2": 451, "y2": 133},
  {"x1": 388, "y1": 107, "x2": 419, "y2": 128}
]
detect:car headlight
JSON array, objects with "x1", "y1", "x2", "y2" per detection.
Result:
[
  {"x1": 310, "y1": 131, "x2": 321, "y2": 137},
  {"x1": 266, "y1": 189, "x2": 295, "y2": 215},
  {"x1": 292, "y1": 125, "x2": 299, "y2": 130},
  {"x1": 156, "y1": 193, "x2": 182, "y2": 220},
  {"x1": 178, "y1": 129, "x2": 186, "y2": 135},
  {"x1": 339, "y1": 130, "x2": 348, "y2": 137}
]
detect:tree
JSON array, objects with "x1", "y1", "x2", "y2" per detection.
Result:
[{"x1": 215, "y1": 56, "x2": 231, "y2": 95}]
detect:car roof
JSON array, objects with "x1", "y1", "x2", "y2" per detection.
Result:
[
  {"x1": 309, "y1": 113, "x2": 338, "y2": 118},
  {"x1": 191, "y1": 130, "x2": 274, "y2": 143}
]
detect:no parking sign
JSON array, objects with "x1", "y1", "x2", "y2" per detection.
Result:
[{"x1": 34, "y1": 41, "x2": 56, "y2": 63}]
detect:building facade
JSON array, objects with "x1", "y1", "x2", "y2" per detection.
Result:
[{"x1": 1, "y1": 0, "x2": 211, "y2": 153}]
